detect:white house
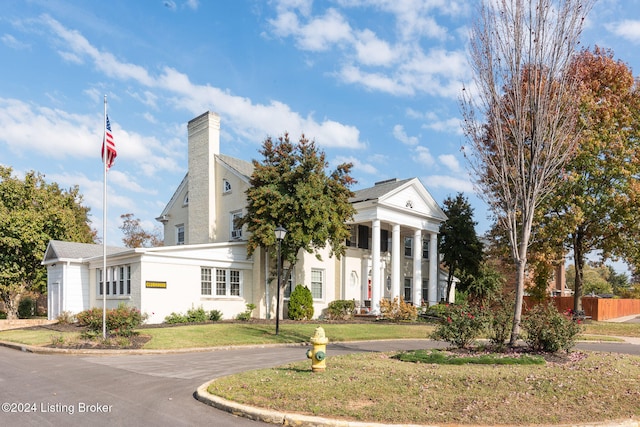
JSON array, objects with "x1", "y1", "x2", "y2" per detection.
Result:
[{"x1": 44, "y1": 111, "x2": 449, "y2": 323}]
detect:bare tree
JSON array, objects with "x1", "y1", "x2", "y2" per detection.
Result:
[{"x1": 461, "y1": 0, "x2": 594, "y2": 345}]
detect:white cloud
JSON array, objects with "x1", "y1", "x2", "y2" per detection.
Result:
[
  {"x1": 333, "y1": 155, "x2": 378, "y2": 175},
  {"x1": 424, "y1": 174, "x2": 473, "y2": 192},
  {"x1": 1, "y1": 33, "x2": 30, "y2": 50},
  {"x1": 438, "y1": 154, "x2": 461, "y2": 172},
  {"x1": 268, "y1": 0, "x2": 470, "y2": 98},
  {"x1": 414, "y1": 145, "x2": 435, "y2": 165},
  {"x1": 35, "y1": 15, "x2": 365, "y2": 150},
  {"x1": 607, "y1": 20, "x2": 640, "y2": 43},
  {"x1": 184, "y1": 0, "x2": 199, "y2": 11},
  {"x1": 392, "y1": 124, "x2": 419, "y2": 145}
]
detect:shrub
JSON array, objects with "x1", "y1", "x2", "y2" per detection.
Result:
[
  {"x1": 0, "y1": 311, "x2": 6, "y2": 319},
  {"x1": 76, "y1": 304, "x2": 147, "y2": 337},
  {"x1": 236, "y1": 303, "x2": 256, "y2": 321},
  {"x1": 164, "y1": 312, "x2": 188, "y2": 324},
  {"x1": 429, "y1": 303, "x2": 486, "y2": 349},
  {"x1": 208, "y1": 309, "x2": 223, "y2": 321},
  {"x1": 288, "y1": 285, "x2": 314, "y2": 320},
  {"x1": 186, "y1": 306, "x2": 207, "y2": 323},
  {"x1": 486, "y1": 293, "x2": 514, "y2": 349},
  {"x1": 379, "y1": 297, "x2": 418, "y2": 322},
  {"x1": 327, "y1": 300, "x2": 355, "y2": 320},
  {"x1": 521, "y1": 302, "x2": 583, "y2": 353},
  {"x1": 421, "y1": 302, "x2": 450, "y2": 321},
  {"x1": 56, "y1": 311, "x2": 76, "y2": 325},
  {"x1": 18, "y1": 297, "x2": 36, "y2": 319}
]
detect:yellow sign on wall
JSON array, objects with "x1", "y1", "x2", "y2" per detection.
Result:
[{"x1": 145, "y1": 281, "x2": 167, "y2": 289}]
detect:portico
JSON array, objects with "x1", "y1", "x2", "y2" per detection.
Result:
[{"x1": 344, "y1": 178, "x2": 448, "y2": 314}]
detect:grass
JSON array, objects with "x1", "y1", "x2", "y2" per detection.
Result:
[
  {"x1": 393, "y1": 349, "x2": 546, "y2": 365},
  {"x1": 0, "y1": 322, "x2": 433, "y2": 348},
  {"x1": 208, "y1": 351, "x2": 640, "y2": 425}
]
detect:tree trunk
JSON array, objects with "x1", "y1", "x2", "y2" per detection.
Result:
[
  {"x1": 3, "y1": 292, "x2": 22, "y2": 320},
  {"x1": 509, "y1": 259, "x2": 527, "y2": 346},
  {"x1": 572, "y1": 232, "x2": 585, "y2": 312}
]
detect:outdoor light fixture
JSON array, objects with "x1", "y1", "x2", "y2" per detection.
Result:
[{"x1": 275, "y1": 225, "x2": 287, "y2": 335}]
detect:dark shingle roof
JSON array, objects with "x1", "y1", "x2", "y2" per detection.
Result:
[
  {"x1": 44, "y1": 240, "x2": 128, "y2": 262},
  {"x1": 350, "y1": 178, "x2": 412, "y2": 203}
]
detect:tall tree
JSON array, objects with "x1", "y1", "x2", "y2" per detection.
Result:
[
  {"x1": 538, "y1": 47, "x2": 640, "y2": 311},
  {"x1": 460, "y1": 0, "x2": 593, "y2": 345},
  {"x1": 240, "y1": 133, "x2": 356, "y2": 320},
  {"x1": 438, "y1": 193, "x2": 484, "y2": 298},
  {"x1": 119, "y1": 213, "x2": 163, "y2": 248},
  {"x1": 0, "y1": 167, "x2": 95, "y2": 318}
]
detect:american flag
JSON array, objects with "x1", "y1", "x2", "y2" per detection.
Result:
[{"x1": 102, "y1": 115, "x2": 117, "y2": 169}]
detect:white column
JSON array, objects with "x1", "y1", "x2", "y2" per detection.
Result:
[
  {"x1": 391, "y1": 223, "x2": 401, "y2": 300},
  {"x1": 428, "y1": 233, "x2": 438, "y2": 306},
  {"x1": 413, "y1": 229, "x2": 422, "y2": 305},
  {"x1": 371, "y1": 219, "x2": 381, "y2": 314}
]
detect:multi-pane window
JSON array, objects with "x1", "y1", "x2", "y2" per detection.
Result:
[
  {"x1": 422, "y1": 239, "x2": 429, "y2": 259},
  {"x1": 311, "y1": 269, "x2": 324, "y2": 299},
  {"x1": 223, "y1": 179, "x2": 232, "y2": 193},
  {"x1": 176, "y1": 224, "x2": 185, "y2": 245},
  {"x1": 98, "y1": 265, "x2": 131, "y2": 296},
  {"x1": 284, "y1": 270, "x2": 294, "y2": 298},
  {"x1": 422, "y1": 279, "x2": 429, "y2": 304},
  {"x1": 404, "y1": 237, "x2": 412, "y2": 257},
  {"x1": 404, "y1": 277, "x2": 412, "y2": 302},
  {"x1": 230, "y1": 211, "x2": 243, "y2": 239},
  {"x1": 201, "y1": 268, "x2": 212, "y2": 295},
  {"x1": 230, "y1": 270, "x2": 240, "y2": 296},
  {"x1": 201, "y1": 267, "x2": 243, "y2": 297},
  {"x1": 216, "y1": 269, "x2": 227, "y2": 296}
]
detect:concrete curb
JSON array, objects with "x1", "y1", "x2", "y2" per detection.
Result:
[{"x1": 195, "y1": 380, "x2": 640, "y2": 427}]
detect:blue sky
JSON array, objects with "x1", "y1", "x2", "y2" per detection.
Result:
[{"x1": 1, "y1": 0, "x2": 639, "y2": 259}]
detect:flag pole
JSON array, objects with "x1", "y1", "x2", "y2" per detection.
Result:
[{"x1": 102, "y1": 95, "x2": 108, "y2": 340}]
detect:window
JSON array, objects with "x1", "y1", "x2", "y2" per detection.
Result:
[
  {"x1": 422, "y1": 239, "x2": 429, "y2": 259},
  {"x1": 223, "y1": 179, "x2": 232, "y2": 193},
  {"x1": 404, "y1": 237, "x2": 412, "y2": 257},
  {"x1": 230, "y1": 270, "x2": 240, "y2": 296},
  {"x1": 311, "y1": 269, "x2": 324, "y2": 299},
  {"x1": 230, "y1": 211, "x2": 243, "y2": 239},
  {"x1": 176, "y1": 224, "x2": 185, "y2": 245},
  {"x1": 422, "y1": 279, "x2": 429, "y2": 304},
  {"x1": 284, "y1": 270, "x2": 294, "y2": 298},
  {"x1": 97, "y1": 265, "x2": 131, "y2": 296},
  {"x1": 404, "y1": 277, "x2": 412, "y2": 302},
  {"x1": 201, "y1": 267, "x2": 212, "y2": 295},
  {"x1": 216, "y1": 269, "x2": 227, "y2": 296},
  {"x1": 183, "y1": 192, "x2": 189, "y2": 206},
  {"x1": 203, "y1": 267, "x2": 243, "y2": 297},
  {"x1": 358, "y1": 225, "x2": 369, "y2": 249},
  {"x1": 347, "y1": 226, "x2": 357, "y2": 247}
]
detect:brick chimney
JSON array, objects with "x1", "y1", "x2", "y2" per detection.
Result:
[{"x1": 187, "y1": 112, "x2": 220, "y2": 244}]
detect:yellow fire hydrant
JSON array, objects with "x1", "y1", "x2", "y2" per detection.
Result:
[{"x1": 306, "y1": 326, "x2": 328, "y2": 372}]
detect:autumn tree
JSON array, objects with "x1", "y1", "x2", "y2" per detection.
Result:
[
  {"x1": 537, "y1": 47, "x2": 640, "y2": 311},
  {"x1": 438, "y1": 193, "x2": 484, "y2": 298},
  {"x1": 240, "y1": 133, "x2": 356, "y2": 320},
  {"x1": 0, "y1": 167, "x2": 95, "y2": 318},
  {"x1": 460, "y1": 0, "x2": 593, "y2": 345},
  {"x1": 119, "y1": 213, "x2": 163, "y2": 248}
]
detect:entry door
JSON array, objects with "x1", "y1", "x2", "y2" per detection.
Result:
[{"x1": 49, "y1": 282, "x2": 60, "y2": 320}]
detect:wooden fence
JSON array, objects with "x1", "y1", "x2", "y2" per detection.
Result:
[{"x1": 523, "y1": 296, "x2": 640, "y2": 321}]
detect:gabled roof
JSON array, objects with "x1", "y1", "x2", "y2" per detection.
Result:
[
  {"x1": 42, "y1": 240, "x2": 128, "y2": 264},
  {"x1": 350, "y1": 178, "x2": 413, "y2": 203},
  {"x1": 217, "y1": 154, "x2": 254, "y2": 180}
]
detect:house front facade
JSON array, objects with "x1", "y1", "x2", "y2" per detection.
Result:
[{"x1": 44, "y1": 111, "x2": 449, "y2": 323}]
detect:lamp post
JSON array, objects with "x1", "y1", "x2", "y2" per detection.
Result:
[{"x1": 274, "y1": 225, "x2": 287, "y2": 335}]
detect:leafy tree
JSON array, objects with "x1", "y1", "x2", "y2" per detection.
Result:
[
  {"x1": 0, "y1": 167, "x2": 95, "y2": 318},
  {"x1": 288, "y1": 285, "x2": 314, "y2": 320},
  {"x1": 119, "y1": 213, "x2": 163, "y2": 248},
  {"x1": 460, "y1": 0, "x2": 593, "y2": 345},
  {"x1": 566, "y1": 264, "x2": 613, "y2": 295},
  {"x1": 240, "y1": 133, "x2": 356, "y2": 321},
  {"x1": 438, "y1": 193, "x2": 484, "y2": 298},
  {"x1": 538, "y1": 47, "x2": 640, "y2": 311},
  {"x1": 606, "y1": 266, "x2": 629, "y2": 296}
]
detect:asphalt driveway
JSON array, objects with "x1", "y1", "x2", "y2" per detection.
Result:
[{"x1": 0, "y1": 339, "x2": 638, "y2": 426}]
